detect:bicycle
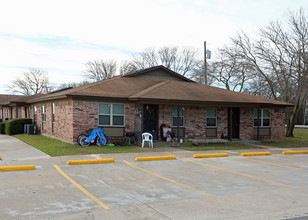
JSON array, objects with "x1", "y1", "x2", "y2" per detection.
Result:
[
  {"x1": 77, "y1": 128, "x2": 93, "y2": 146},
  {"x1": 77, "y1": 128, "x2": 110, "y2": 147}
]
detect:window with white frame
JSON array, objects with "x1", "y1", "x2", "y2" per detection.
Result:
[
  {"x1": 254, "y1": 109, "x2": 270, "y2": 127},
  {"x1": 172, "y1": 106, "x2": 184, "y2": 127},
  {"x1": 206, "y1": 108, "x2": 217, "y2": 127},
  {"x1": 33, "y1": 106, "x2": 37, "y2": 123},
  {"x1": 99, "y1": 103, "x2": 124, "y2": 126},
  {"x1": 42, "y1": 104, "x2": 46, "y2": 130}
]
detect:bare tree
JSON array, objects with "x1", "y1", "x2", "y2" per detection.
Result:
[
  {"x1": 209, "y1": 46, "x2": 253, "y2": 92},
  {"x1": 230, "y1": 8, "x2": 308, "y2": 137},
  {"x1": 131, "y1": 46, "x2": 201, "y2": 76},
  {"x1": 118, "y1": 61, "x2": 137, "y2": 75},
  {"x1": 58, "y1": 80, "x2": 92, "y2": 89},
  {"x1": 8, "y1": 68, "x2": 51, "y2": 95},
  {"x1": 85, "y1": 59, "x2": 117, "y2": 81}
]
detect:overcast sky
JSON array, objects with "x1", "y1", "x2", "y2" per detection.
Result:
[{"x1": 0, "y1": 0, "x2": 307, "y2": 94}]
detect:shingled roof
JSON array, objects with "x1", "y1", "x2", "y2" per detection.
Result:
[
  {"x1": 26, "y1": 75, "x2": 291, "y2": 107},
  {"x1": 0, "y1": 94, "x2": 24, "y2": 105},
  {"x1": 1, "y1": 66, "x2": 291, "y2": 107}
]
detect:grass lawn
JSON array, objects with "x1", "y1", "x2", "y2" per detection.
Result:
[
  {"x1": 15, "y1": 129, "x2": 307, "y2": 156},
  {"x1": 260, "y1": 128, "x2": 308, "y2": 148},
  {"x1": 174, "y1": 143, "x2": 262, "y2": 151},
  {"x1": 14, "y1": 134, "x2": 165, "y2": 157}
]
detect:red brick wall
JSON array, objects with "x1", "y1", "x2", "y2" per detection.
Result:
[
  {"x1": 125, "y1": 103, "x2": 142, "y2": 133},
  {"x1": 185, "y1": 106, "x2": 206, "y2": 138},
  {"x1": 30, "y1": 99, "x2": 74, "y2": 142},
  {"x1": 158, "y1": 104, "x2": 173, "y2": 129},
  {"x1": 23, "y1": 101, "x2": 286, "y2": 143},
  {"x1": 240, "y1": 108, "x2": 254, "y2": 140},
  {"x1": 72, "y1": 100, "x2": 98, "y2": 142},
  {"x1": 270, "y1": 108, "x2": 286, "y2": 139},
  {"x1": 217, "y1": 107, "x2": 228, "y2": 139}
]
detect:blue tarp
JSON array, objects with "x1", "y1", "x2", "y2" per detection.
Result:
[{"x1": 86, "y1": 128, "x2": 107, "y2": 145}]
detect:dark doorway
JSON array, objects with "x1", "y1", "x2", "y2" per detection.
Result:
[
  {"x1": 143, "y1": 104, "x2": 159, "y2": 140},
  {"x1": 228, "y1": 107, "x2": 240, "y2": 140}
]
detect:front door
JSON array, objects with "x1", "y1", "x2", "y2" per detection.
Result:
[
  {"x1": 228, "y1": 107, "x2": 240, "y2": 140},
  {"x1": 143, "y1": 104, "x2": 158, "y2": 140}
]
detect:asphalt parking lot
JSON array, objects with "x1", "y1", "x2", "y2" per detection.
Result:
[{"x1": 1, "y1": 147, "x2": 308, "y2": 220}]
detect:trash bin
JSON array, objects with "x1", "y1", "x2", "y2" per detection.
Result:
[
  {"x1": 27, "y1": 125, "x2": 35, "y2": 134},
  {"x1": 24, "y1": 124, "x2": 29, "y2": 134},
  {"x1": 24, "y1": 124, "x2": 35, "y2": 134}
]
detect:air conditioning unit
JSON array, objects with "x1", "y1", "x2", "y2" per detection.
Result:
[{"x1": 24, "y1": 124, "x2": 36, "y2": 135}]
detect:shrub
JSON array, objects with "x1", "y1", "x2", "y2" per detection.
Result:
[
  {"x1": 5, "y1": 118, "x2": 32, "y2": 135},
  {"x1": 0, "y1": 122, "x2": 5, "y2": 134}
]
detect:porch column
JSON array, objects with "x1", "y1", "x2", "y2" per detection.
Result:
[
  {"x1": 1, "y1": 106, "x2": 3, "y2": 120},
  {"x1": 177, "y1": 105, "x2": 180, "y2": 142},
  {"x1": 257, "y1": 107, "x2": 260, "y2": 140}
]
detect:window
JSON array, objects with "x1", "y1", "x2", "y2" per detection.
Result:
[
  {"x1": 172, "y1": 106, "x2": 184, "y2": 127},
  {"x1": 52, "y1": 103, "x2": 55, "y2": 133},
  {"x1": 42, "y1": 105, "x2": 46, "y2": 130},
  {"x1": 33, "y1": 106, "x2": 37, "y2": 124},
  {"x1": 254, "y1": 109, "x2": 270, "y2": 127},
  {"x1": 206, "y1": 108, "x2": 217, "y2": 127},
  {"x1": 99, "y1": 103, "x2": 124, "y2": 126},
  {"x1": 206, "y1": 108, "x2": 217, "y2": 137}
]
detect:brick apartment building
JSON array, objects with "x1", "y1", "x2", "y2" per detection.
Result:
[{"x1": 0, "y1": 66, "x2": 292, "y2": 143}]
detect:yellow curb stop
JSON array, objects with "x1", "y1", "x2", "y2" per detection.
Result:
[
  {"x1": 135, "y1": 155, "x2": 176, "y2": 161},
  {"x1": 241, "y1": 152, "x2": 271, "y2": 156},
  {"x1": 282, "y1": 150, "x2": 308, "y2": 155},
  {"x1": 67, "y1": 158, "x2": 115, "y2": 165},
  {"x1": 0, "y1": 165, "x2": 36, "y2": 171},
  {"x1": 193, "y1": 153, "x2": 228, "y2": 158}
]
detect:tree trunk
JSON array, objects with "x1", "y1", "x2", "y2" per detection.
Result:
[{"x1": 286, "y1": 94, "x2": 307, "y2": 137}]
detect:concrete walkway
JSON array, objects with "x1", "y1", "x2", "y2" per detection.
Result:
[{"x1": 0, "y1": 135, "x2": 50, "y2": 162}]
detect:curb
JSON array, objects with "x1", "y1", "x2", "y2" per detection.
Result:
[
  {"x1": 135, "y1": 155, "x2": 176, "y2": 161},
  {"x1": 0, "y1": 165, "x2": 36, "y2": 172},
  {"x1": 282, "y1": 150, "x2": 308, "y2": 155},
  {"x1": 193, "y1": 153, "x2": 228, "y2": 158},
  {"x1": 67, "y1": 158, "x2": 115, "y2": 165},
  {"x1": 241, "y1": 152, "x2": 271, "y2": 156}
]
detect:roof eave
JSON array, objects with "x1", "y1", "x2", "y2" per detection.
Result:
[
  {"x1": 27, "y1": 95, "x2": 69, "y2": 103},
  {"x1": 127, "y1": 97, "x2": 293, "y2": 107}
]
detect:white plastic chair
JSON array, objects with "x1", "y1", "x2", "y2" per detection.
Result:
[{"x1": 142, "y1": 132, "x2": 153, "y2": 148}]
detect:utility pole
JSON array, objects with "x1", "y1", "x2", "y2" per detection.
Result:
[{"x1": 204, "y1": 41, "x2": 207, "y2": 85}]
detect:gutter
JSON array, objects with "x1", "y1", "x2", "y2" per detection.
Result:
[{"x1": 14, "y1": 94, "x2": 294, "y2": 108}]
